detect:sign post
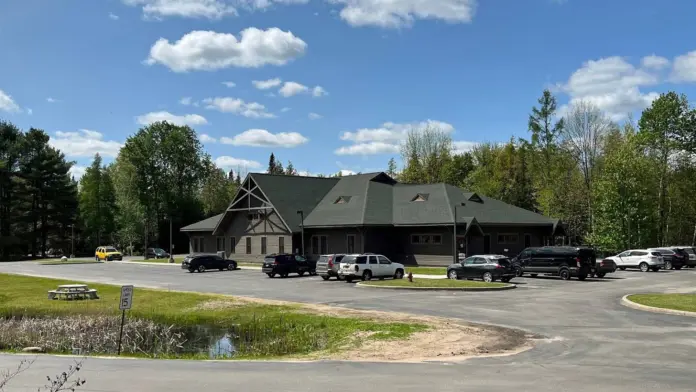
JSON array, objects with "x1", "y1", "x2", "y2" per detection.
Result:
[{"x1": 117, "y1": 285, "x2": 134, "y2": 355}]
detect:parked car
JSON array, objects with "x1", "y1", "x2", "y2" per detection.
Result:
[
  {"x1": 262, "y1": 254, "x2": 316, "y2": 278},
  {"x1": 664, "y1": 247, "x2": 688, "y2": 270},
  {"x1": 646, "y1": 248, "x2": 679, "y2": 270},
  {"x1": 316, "y1": 253, "x2": 347, "y2": 280},
  {"x1": 447, "y1": 254, "x2": 516, "y2": 283},
  {"x1": 605, "y1": 249, "x2": 664, "y2": 272},
  {"x1": 95, "y1": 246, "x2": 122, "y2": 261},
  {"x1": 591, "y1": 258, "x2": 617, "y2": 278},
  {"x1": 338, "y1": 253, "x2": 405, "y2": 283},
  {"x1": 668, "y1": 246, "x2": 696, "y2": 268},
  {"x1": 514, "y1": 246, "x2": 595, "y2": 280},
  {"x1": 181, "y1": 254, "x2": 237, "y2": 273},
  {"x1": 146, "y1": 247, "x2": 171, "y2": 259}
]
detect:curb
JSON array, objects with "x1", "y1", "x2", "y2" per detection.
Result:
[
  {"x1": 621, "y1": 295, "x2": 696, "y2": 318},
  {"x1": 355, "y1": 282, "x2": 516, "y2": 291}
]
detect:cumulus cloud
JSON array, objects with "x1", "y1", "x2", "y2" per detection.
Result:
[
  {"x1": 220, "y1": 129, "x2": 308, "y2": 147},
  {"x1": 252, "y1": 78, "x2": 282, "y2": 90},
  {"x1": 145, "y1": 28, "x2": 307, "y2": 72},
  {"x1": 136, "y1": 111, "x2": 208, "y2": 126},
  {"x1": 179, "y1": 97, "x2": 194, "y2": 105},
  {"x1": 333, "y1": 0, "x2": 477, "y2": 29},
  {"x1": 452, "y1": 140, "x2": 478, "y2": 154},
  {"x1": 123, "y1": 0, "x2": 308, "y2": 20},
  {"x1": 199, "y1": 133, "x2": 217, "y2": 143},
  {"x1": 312, "y1": 86, "x2": 328, "y2": 97},
  {"x1": 202, "y1": 97, "x2": 275, "y2": 118},
  {"x1": 215, "y1": 156, "x2": 262, "y2": 169},
  {"x1": 279, "y1": 81, "x2": 309, "y2": 97},
  {"x1": 557, "y1": 56, "x2": 661, "y2": 121},
  {"x1": 641, "y1": 55, "x2": 670, "y2": 70},
  {"x1": 69, "y1": 165, "x2": 87, "y2": 181},
  {"x1": 335, "y1": 120, "x2": 456, "y2": 155},
  {"x1": 49, "y1": 129, "x2": 123, "y2": 158},
  {"x1": 0, "y1": 89, "x2": 21, "y2": 113},
  {"x1": 308, "y1": 112, "x2": 322, "y2": 120},
  {"x1": 671, "y1": 51, "x2": 696, "y2": 83}
]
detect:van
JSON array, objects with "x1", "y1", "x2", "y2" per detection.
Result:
[{"x1": 514, "y1": 246, "x2": 596, "y2": 281}]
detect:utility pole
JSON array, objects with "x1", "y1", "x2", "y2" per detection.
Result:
[{"x1": 453, "y1": 205, "x2": 457, "y2": 265}]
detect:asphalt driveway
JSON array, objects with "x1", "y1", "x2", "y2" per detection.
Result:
[{"x1": 1, "y1": 262, "x2": 695, "y2": 392}]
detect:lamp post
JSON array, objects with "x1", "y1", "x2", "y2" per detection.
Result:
[
  {"x1": 296, "y1": 210, "x2": 305, "y2": 256},
  {"x1": 453, "y1": 203, "x2": 465, "y2": 264}
]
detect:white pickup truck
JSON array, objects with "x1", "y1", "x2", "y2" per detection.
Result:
[{"x1": 338, "y1": 253, "x2": 405, "y2": 282}]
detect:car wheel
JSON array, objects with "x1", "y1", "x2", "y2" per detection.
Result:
[
  {"x1": 321, "y1": 276, "x2": 330, "y2": 281},
  {"x1": 515, "y1": 267, "x2": 523, "y2": 277},
  {"x1": 639, "y1": 262, "x2": 649, "y2": 272},
  {"x1": 267, "y1": 273, "x2": 275, "y2": 278},
  {"x1": 559, "y1": 268, "x2": 570, "y2": 280},
  {"x1": 95, "y1": 256, "x2": 99, "y2": 262},
  {"x1": 362, "y1": 270, "x2": 372, "y2": 281},
  {"x1": 198, "y1": 265, "x2": 206, "y2": 273},
  {"x1": 298, "y1": 271, "x2": 305, "y2": 277},
  {"x1": 448, "y1": 270, "x2": 458, "y2": 280},
  {"x1": 394, "y1": 269, "x2": 404, "y2": 279},
  {"x1": 675, "y1": 266, "x2": 683, "y2": 270},
  {"x1": 596, "y1": 272, "x2": 606, "y2": 278},
  {"x1": 664, "y1": 261, "x2": 672, "y2": 270},
  {"x1": 227, "y1": 263, "x2": 236, "y2": 271},
  {"x1": 482, "y1": 272, "x2": 494, "y2": 283}
]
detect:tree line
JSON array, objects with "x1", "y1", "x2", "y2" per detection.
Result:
[{"x1": 394, "y1": 90, "x2": 696, "y2": 253}]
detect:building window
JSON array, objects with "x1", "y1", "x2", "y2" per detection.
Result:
[
  {"x1": 230, "y1": 237, "x2": 236, "y2": 254},
  {"x1": 261, "y1": 237, "x2": 267, "y2": 255},
  {"x1": 410, "y1": 234, "x2": 442, "y2": 245},
  {"x1": 311, "y1": 235, "x2": 328, "y2": 254},
  {"x1": 245, "y1": 237, "x2": 251, "y2": 254},
  {"x1": 497, "y1": 234, "x2": 519, "y2": 244},
  {"x1": 247, "y1": 212, "x2": 263, "y2": 221},
  {"x1": 279, "y1": 237, "x2": 284, "y2": 254},
  {"x1": 346, "y1": 234, "x2": 355, "y2": 253},
  {"x1": 410, "y1": 193, "x2": 429, "y2": 202},
  {"x1": 192, "y1": 237, "x2": 204, "y2": 253},
  {"x1": 216, "y1": 237, "x2": 226, "y2": 251}
]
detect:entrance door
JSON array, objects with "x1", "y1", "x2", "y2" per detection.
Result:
[{"x1": 483, "y1": 234, "x2": 491, "y2": 254}]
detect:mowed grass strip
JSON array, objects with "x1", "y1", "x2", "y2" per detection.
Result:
[
  {"x1": 405, "y1": 267, "x2": 446, "y2": 276},
  {"x1": 39, "y1": 260, "x2": 103, "y2": 265},
  {"x1": 361, "y1": 279, "x2": 506, "y2": 288},
  {"x1": 0, "y1": 273, "x2": 426, "y2": 358},
  {"x1": 628, "y1": 294, "x2": 696, "y2": 313}
]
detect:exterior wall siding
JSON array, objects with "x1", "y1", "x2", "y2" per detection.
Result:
[{"x1": 301, "y1": 228, "x2": 364, "y2": 258}]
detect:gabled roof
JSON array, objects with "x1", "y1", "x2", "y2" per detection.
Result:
[
  {"x1": 447, "y1": 185, "x2": 555, "y2": 225},
  {"x1": 181, "y1": 213, "x2": 223, "y2": 232}
]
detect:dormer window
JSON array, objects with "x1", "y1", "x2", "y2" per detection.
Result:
[
  {"x1": 411, "y1": 193, "x2": 429, "y2": 202},
  {"x1": 334, "y1": 196, "x2": 352, "y2": 204},
  {"x1": 468, "y1": 193, "x2": 483, "y2": 203}
]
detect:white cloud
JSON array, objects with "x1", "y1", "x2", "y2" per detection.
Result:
[
  {"x1": 199, "y1": 133, "x2": 217, "y2": 143},
  {"x1": 558, "y1": 56, "x2": 661, "y2": 121},
  {"x1": 46, "y1": 97, "x2": 58, "y2": 103},
  {"x1": 123, "y1": 0, "x2": 308, "y2": 20},
  {"x1": 335, "y1": 119, "x2": 455, "y2": 155},
  {"x1": 279, "y1": 81, "x2": 308, "y2": 97},
  {"x1": 109, "y1": 12, "x2": 120, "y2": 20},
  {"x1": 312, "y1": 86, "x2": 328, "y2": 97},
  {"x1": 202, "y1": 97, "x2": 275, "y2": 118},
  {"x1": 145, "y1": 28, "x2": 307, "y2": 72},
  {"x1": 308, "y1": 112, "x2": 322, "y2": 120},
  {"x1": 0, "y1": 89, "x2": 21, "y2": 113},
  {"x1": 50, "y1": 129, "x2": 123, "y2": 158},
  {"x1": 452, "y1": 140, "x2": 477, "y2": 154},
  {"x1": 280, "y1": 107, "x2": 291, "y2": 112},
  {"x1": 641, "y1": 55, "x2": 669, "y2": 70},
  {"x1": 220, "y1": 129, "x2": 308, "y2": 147},
  {"x1": 69, "y1": 165, "x2": 87, "y2": 181},
  {"x1": 222, "y1": 81, "x2": 236, "y2": 87},
  {"x1": 179, "y1": 97, "x2": 193, "y2": 105},
  {"x1": 136, "y1": 111, "x2": 208, "y2": 126},
  {"x1": 252, "y1": 78, "x2": 282, "y2": 90},
  {"x1": 215, "y1": 156, "x2": 262, "y2": 169},
  {"x1": 671, "y1": 51, "x2": 696, "y2": 83},
  {"x1": 333, "y1": 0, "x2": 477, "y2": 29}
]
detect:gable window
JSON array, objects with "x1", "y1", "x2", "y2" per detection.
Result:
[
  {"x1": 497, "y1": 234, "x2": 519, "y2": 245},
  {"x1": 334, "y1": 196, "x2": 352, "y2": 204},
  {"x1": 411, "y1": 193, "x2": 429, "y2": 202},
  {"x1": 410, "y1": 234, "x2": 442, "y2": 245},
  {"x1": 247, "y1": 212, "x2": 263, "y2": 221},
  {"x1": 468, "y1": 193, "x2": 483, "y2": 203},
  {"x1": 216, "y1": 237, "x2": 226, "y2": 252}
]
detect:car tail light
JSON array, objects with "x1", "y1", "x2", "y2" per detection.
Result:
[
  {"x1": 576, "y1": 257, "x2": 582, "y2": 267},
  {"x1": 273, "y1": 260, "x2": 279, "y2": 265},
  {"x1": 328, "y1": 255, "x2": 334, "y2": 268},
  {"x1": 495, "y1": 264, "x2": 504, "y2": 269}
]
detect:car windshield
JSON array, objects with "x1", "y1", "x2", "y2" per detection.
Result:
[
  {"x1": 154, "y1": 248, "x2": 165, "y2": 253},
  {"x1": 105, "y1": 247, "x2": 117, "y2": 252},
  {"x1": 341, "y1": 255, "x2": 356, "y2": 264}
]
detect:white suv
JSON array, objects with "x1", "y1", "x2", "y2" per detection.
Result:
[
  {"x1": 605, "y1": 249, "x2": 664, "y2": 272},
  {"x1": 339, "y1": 253, "x2": 405, "y2": 282}
]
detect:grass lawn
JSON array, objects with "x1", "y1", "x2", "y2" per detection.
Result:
[
  {"x1": 0, "y1": 273, "x2": 425, "y2": 359},
  {"x1": 39, "y1": 260, "x2": 103, "y2": 265},
  {"x1": 405, "y1": 266, "x2": 446, "y2": 275},
  {"x1": 628, "y1": 294, "x2": 696, "y2": 313},
  {"x1": 361, "y1": 278, "x2": 507, "y2": 288}
]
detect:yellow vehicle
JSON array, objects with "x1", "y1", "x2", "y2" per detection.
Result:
[{"x1": 95, "y1": 246, "x2": 123, "y2": 261}]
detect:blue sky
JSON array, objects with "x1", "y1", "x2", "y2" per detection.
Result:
[{"x1": 1, "y1": 0, "x2": 696, "y2": 179}]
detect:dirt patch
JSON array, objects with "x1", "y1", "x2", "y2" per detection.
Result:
[{"x1": 231, "y1": 296, "x2": 535, "y2": 362}]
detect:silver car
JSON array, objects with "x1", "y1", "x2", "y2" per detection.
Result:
[{"x1": 316, "y1": 254, "x2": 347, "y2": 281}]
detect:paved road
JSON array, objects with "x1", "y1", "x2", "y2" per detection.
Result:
[{"x1": 1, "y1": 262, "x2": 695, "y2": 392}]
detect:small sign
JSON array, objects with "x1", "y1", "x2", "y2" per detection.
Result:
[{"x1": 119, "y1": 285, "x2": 134, "y2": 310}]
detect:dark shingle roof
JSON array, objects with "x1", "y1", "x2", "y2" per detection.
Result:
[
  {"x1": 249, "y1": 173, "x2": 339, "y2": 231},
  {"x1": 181, "y1": 213, "x2": 223, "y2": 232},
  {"x1": 446, "y1": 185, "x2": 554, "y2": 225}
]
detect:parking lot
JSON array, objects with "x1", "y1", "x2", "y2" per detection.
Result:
[{"x1": 1, "y1": 261, "x2": 695, "y2": 391}]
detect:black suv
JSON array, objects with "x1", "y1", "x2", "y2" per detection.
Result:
[
  {"x1": 182, "y1": 254, "x2": 237, "y2": 273},
  {"x1": 262, "y1": 254, "x2": 317, "y2": 278},
  {"x1": 514, "y1": 246, "x2": 596, "y2": 281}
]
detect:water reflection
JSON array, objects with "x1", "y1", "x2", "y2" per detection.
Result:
[{"x1": 209, "y1": 334, "x2": 236, "y2": 359}]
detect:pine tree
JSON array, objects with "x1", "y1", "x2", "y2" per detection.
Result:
[
  {"x1": 387, "y1": 157, "x2": 397, "y2": 177},
  {"x1": 285, "y1": 161, "x2": 297, "y2": 176},
  {"x1": 268, "y1": 153, "x2": 277, "y2": 174},
  {"x1": 227, "y1": 169, "x2": 234, "y2": 181},
  {"x1": 79, "y1": 154, "x2": 116, "y2": 248},
  {"x1": 529, "y1": 89, "x2": 564, "y2": 183},
  {"x1": 235, "y1": 173, "x2": 241, "y2": 186}
]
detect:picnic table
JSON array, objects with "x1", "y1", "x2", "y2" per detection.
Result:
[{"x1": 48, "y1": 284, "x2": 99, "y2": 300}]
